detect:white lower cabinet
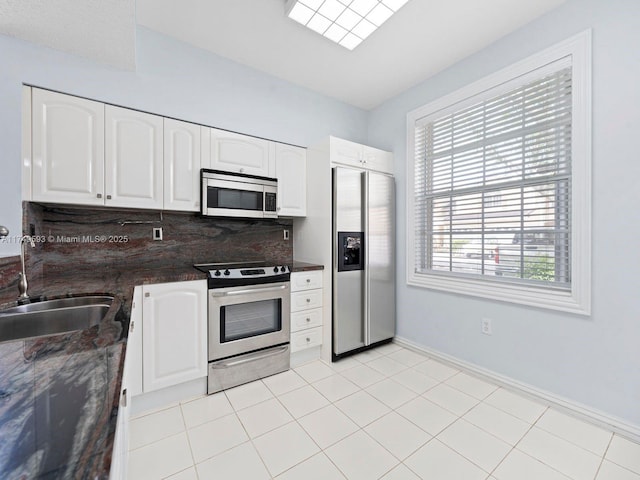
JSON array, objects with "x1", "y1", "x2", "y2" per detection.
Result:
[
  {"x1": 110, "y1": 343, "x2": 132, "y2": 480},
  {"x1": 141, "y1": 280, "x2": 208, "y2": 392},
  {"x1": 290, "y1": 270, "x2": 323, "y2": 355}
]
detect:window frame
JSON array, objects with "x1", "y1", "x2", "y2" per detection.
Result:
[{"x1": 406, "y1": 30, "x2": 592, "y2": 315}]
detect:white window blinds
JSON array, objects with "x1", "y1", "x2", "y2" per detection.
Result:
[{"x1": 413, "y1": 63, "x2": 572, "y2": 288}]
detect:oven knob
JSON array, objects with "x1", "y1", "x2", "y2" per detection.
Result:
[
  {"x1": 224, "y1": 269, "x2": 230, "y2": 276},
  {"x1": 280, "y1": 266, "x2": 287, "y2": 272},
  {"x1": 273, "y1": 267, "x2": 279, "y2": 273},
  {"x1": 214, "y1": 270, "x2": 221, "y2": 277}
]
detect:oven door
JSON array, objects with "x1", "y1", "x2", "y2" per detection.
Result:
[
  {"x1": 203, "y1": 178, "x2": 266, "y2": 218},
  {"x1": 208, "y1": 281, "x2": 290, "y2": 360}
]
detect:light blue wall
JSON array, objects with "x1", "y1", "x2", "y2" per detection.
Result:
[
  {"x1": 367, "y1": 0, "x2": 640, "y2": 427},
  {"x1": 0, "y1": 27, "x2": 368, "y2": 257}
]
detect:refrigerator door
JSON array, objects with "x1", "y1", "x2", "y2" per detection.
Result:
[
  {"x1": 333, "y1": 167, "x2": 366, "y2": 355},
  {"x1": 366, "y1": 171, "x2": 395, "y2": 345}
]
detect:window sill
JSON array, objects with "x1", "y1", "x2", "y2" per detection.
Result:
[{"x1": 407, "y1": 271, "x2": 590, "y2": 315}]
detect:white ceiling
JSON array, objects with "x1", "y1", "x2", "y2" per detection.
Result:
[
  {"x1": 136, "y1": 0, "x2": 567, "y2": 110},
  {"x1": 0, "y1": 0, "x2": 567, "y2": 109},
  {"x1": 0, "y1": 0, "x2": 136, "y2": 70}
]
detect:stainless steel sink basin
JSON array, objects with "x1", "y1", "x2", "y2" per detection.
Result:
[{"x1": 0, "y1": 296, "x2": 114, "y2": 343}]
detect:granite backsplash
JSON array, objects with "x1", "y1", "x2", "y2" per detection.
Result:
[{"x1": 0, "y1": 202, "x2": 293, "y2": 306}]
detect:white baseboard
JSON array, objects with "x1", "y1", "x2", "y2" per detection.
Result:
[
  {"x1": 130, "y1": 377, "x2": 207, "y2": 418},
  {"x1": 394, "y1": 336, "x2": 640, "y2": 443},
  {"x1": 291, "y1": 346, "x2": 322, "y2": 368}
]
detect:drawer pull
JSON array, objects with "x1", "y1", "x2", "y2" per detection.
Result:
[
  {"x1": 306, "y1": 317, "x2": 311, "y2": 322},
  {"x1": 306, "y1": 337, "x2": 310, "y2": 342},
  {"x1": 306, "y1": 278, "x2": 311, "y2": 283}
]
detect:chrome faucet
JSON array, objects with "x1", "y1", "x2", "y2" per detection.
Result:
[{"x1": 18, "y1": 235, "x2": 36, "y2": 300}]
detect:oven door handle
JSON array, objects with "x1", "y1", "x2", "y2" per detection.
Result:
[
  {"x1": 210, "y1": 284, "x2": 288, "y2": 297},
  {"x1": 210, "y1": 345, "x2": 289, "y2": 368}
]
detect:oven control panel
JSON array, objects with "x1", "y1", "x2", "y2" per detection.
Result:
[{"x1": 194, "y1": 262, "x2": 290, "y2": 287}]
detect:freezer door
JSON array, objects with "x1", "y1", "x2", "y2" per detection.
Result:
[
  {"x1": 366, "y1": 171, "x2": 395, "y2": 344},
  {"x1": 333, "y1": 167, "x2": 365, "y2": 355}
]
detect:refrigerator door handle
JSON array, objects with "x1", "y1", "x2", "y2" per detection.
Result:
[{"x1": 363, "y1": 170, "x2": 370, "y2": 346}]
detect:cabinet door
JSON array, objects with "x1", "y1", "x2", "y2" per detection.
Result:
[
  {"x1": 128, "y1": 286, "x2": 143, "y2": 397},
  {"x1": 110, "y1": 343, "x2": 131, "y2": 480},
  {"x1": 164, "y1": 119, "x2": 201, "y2": 212},
  {"x1": 275, "y1": 144, "x2": 306, "y2": 217},
  {"x1": 32, "y1": 89, "x2": 105, "y2": 205},
  {"x1": 105, "y1": 106, "x2": 163, "y2": 209},
  {"x1": 209, "y1": 128, "x2": 274, "y2": 177},
  {"x1": 330, "y1": 137, "x2": 363, "y2": 168},
  {"x1": 363, "y1": 145, "x2": 394, "y2": 174},
  {"x1": 142, "y1": 280, "x2": 207, "y2": 392}
]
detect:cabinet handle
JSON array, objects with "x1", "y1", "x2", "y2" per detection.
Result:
[
  {"x1": 122, "y1": 388, "x2": 127, "y2": 407},
  {"x1": 106, "y1": 195, "x2": 112, "y2": 200},
  {"x1": 306, "y1": 317, "x2": 311, "y2": 322},
  {"x1": 130, "y1": 320, "x2": 134, "y2": 332},
  {"x1": 306, "y1": 298, "x2": 311, "y2": 303},
  {"x1": 306, "y1": 278, "x2": 311, "y2": 283},
  {"x1": 306, "y1": 337, "x2": 310, "y2": 342},
  {"x1": 239, "y1": 168, "x2": 245, "y2": 173},
  {"x1": 97, "y1": 193, "x2": 102, "y2": 199},
  {"x1": 145, "y1": 292, "x2": 150, "y2": 297}
]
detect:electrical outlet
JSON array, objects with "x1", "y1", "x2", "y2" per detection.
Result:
[
  {"x1": 153, "y1": 227, "x2": 163, "y2": 241},
  {"x1": 283, "y1": 229, "x2": 290, "y2": 240},
  {"x1": 481, "y1": 318, "x2": 493, "y2": 335}
]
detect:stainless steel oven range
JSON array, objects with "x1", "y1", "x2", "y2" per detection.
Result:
[{"x1": 194, "y1": 262, "x2": 291, "y2": 394}]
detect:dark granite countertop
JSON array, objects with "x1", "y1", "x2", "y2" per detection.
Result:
[
  {"x1": 291, "y1": 261, "x2": 324, "y2": 272},
  {"x1": 0, "y1": 266, "x2": 208, "y2": 480},
  {"x1": 0, "y1": 293, "x2": 127, "y2": 479}
]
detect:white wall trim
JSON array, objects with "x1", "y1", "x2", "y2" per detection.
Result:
[
  {"x1": 21, "y1": 85, "x2": 32, "y2": 202},
  {"x1": 405, "y1": 29, "x2": 592, "y2": 315},
  {"x1": 130, "y1": 377, "x2": 207, "y2": 418},
  {"x1": 394, "y1": 336, "x2": 640, "y2": 443}
]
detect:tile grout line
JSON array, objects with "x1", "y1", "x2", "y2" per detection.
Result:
[
  {"x1": 176, "y1": 400, "x2": 199, "y2": 479},
  {"x1": 591, "y1": 432, "x2": 615, "y2": 480}
]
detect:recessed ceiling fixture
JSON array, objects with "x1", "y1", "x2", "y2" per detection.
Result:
[{"x1": 285, "y1": 0, "x2": 410, "y2": 50}]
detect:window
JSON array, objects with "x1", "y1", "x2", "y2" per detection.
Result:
[{"x1": 407, "y1": 31, "x2": 591, "y2": 314}]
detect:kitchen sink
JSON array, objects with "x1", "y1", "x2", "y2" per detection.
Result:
[{"x1": 0, "y1": 296, "x2": 114, "y2": 343}]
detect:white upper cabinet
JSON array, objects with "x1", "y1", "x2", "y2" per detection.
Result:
[
  {"x1": 164, "y1": 118, "x2": 201, "y2": 212},
  {"x1": 275, "y1": 144, "x2": 306, "y2": 217},
  {"x1": 330, "y1": 137, "x2": 363, "y2": 169},
  {"x1": 31, "y1": 89, "x2": 105, "y2": 205},
  {"x1": 330, "y1": 137, "x2": 393, "y2": 174},
  {"x1": 362, "y1": 145, "x2": 393, "y2": 174},
  {"x1": 142, "y1": 280, "x2": 207, "y2": 393},
  {"x1": 105, "y1": 106, "x2": 164, "y2": 209},
  {"x1": 209, "y1": 128, "x2": 275, "y2": 177}
]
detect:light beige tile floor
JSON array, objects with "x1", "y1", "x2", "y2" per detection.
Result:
[{"x1": 127, "y1": 344, "x2": 640, "y2": 480}]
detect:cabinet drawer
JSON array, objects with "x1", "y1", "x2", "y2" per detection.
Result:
[
  {"x1": 291, "y1": 270, "x2": 323, "y2": 291},
  {"x1": 291, "y1": 308, "x2": 322, "y2": 332},
  {"x1": 291, "y1": 289, "x2": 322, "y2": 312},
  {"x1": 290, "y1": 327, "x2": 322, "y2": 352}
]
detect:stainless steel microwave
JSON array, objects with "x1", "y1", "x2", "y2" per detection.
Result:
[{"x1": 201, "y1": 169, "x2": 278, "y2": 219}]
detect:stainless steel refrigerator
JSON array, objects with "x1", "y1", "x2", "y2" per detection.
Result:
[{"x1": 332, "y1": 166, "x2": 395, "y2": 358}]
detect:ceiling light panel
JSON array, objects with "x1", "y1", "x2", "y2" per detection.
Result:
[{"x1": 285, "y1": 0, "x2": 411, "y2": 50}]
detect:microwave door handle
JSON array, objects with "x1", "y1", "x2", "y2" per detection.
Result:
[{"x1": 210, "y1": 284, "x2": 288, "y2": 297}]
